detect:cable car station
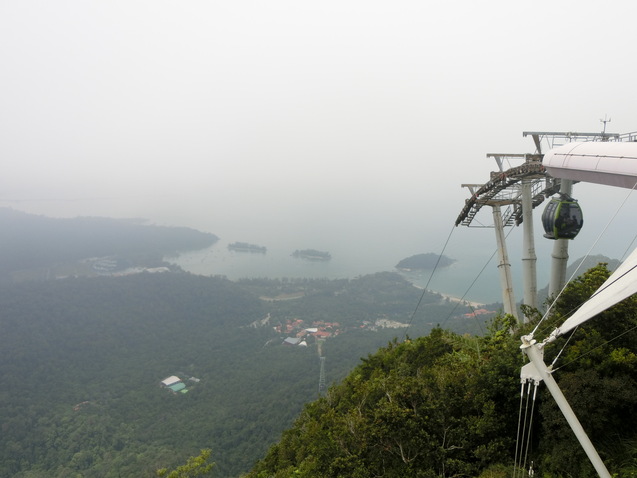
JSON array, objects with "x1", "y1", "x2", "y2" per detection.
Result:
[{"x1": 455, "y1": 129, "x2": 637, "y2": 322}]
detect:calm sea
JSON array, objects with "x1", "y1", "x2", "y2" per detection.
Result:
[
  {"x1": 0, "y1": 197, "x2": 564, "y2": 306},
  {"x1": 167, "y1": 231, "x2": 548, "y2": 306}
]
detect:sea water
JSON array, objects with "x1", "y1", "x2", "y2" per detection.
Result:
[{"x1": 167, "y1": 232, "x2": 540, "y2": 305}]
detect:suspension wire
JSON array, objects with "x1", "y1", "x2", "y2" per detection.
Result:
[
  {"x1": 513, "y1": 381, "x2": 540, "y2": 478},
  {"x1": 587, "y1": 262, "x2": 637, "y2": 302},
  {"x1": 552, "y1": 322, "x2": 637, "y2": 373},
  {"x1": 515, "y1": 381, "x2": 530, "y2": 477},
  {"x1": 550, "y1": 326, "x2": 578, "y2": 369},
  {"x1": 513, "y1": 381, "x2": 526, "y2": 478},
  {"x1": 513, "y1": 183, "x2": 637, "y2": 477},
  {"x1": 516, "y1": 381, "x2": 533, "y2": 477},
  {"x1": 522, "y1": 382, "x2": 539, "y2": 475},
  {"x1": 531, "y1": 259, "x2": 637, "y2": 369},
  {"x1": 538, "y1": 259, "x2": 637, "y2": 367},
  {"x1": 461, "y1": 303, "x2": 486, "y2": 336},
  {"x1": 531, "y1": 181, "x2": 637, "y2": 337},
  {"x1": 532, "y1": 297, "x2": 596, "y2": 342},
  {"x1": 403, "y1": 224, "x2": 456, "y2": 339},
  {"x1": 620, "y1": 232, "x2": 637, "y2": 263}
]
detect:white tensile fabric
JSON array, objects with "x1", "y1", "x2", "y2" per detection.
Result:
[{"x1": 551, "y1": 246, "x2": 637, "y2": 339}]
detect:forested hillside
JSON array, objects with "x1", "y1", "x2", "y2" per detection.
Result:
[
  {"x1": 5, "y1": 209, "x2": 633, "y2": 477},
  {"x1": 0, "y1": 270, "x2": 480, "y2": 477},
  {"x1": 0, "y1": 208, "x2": 218, "y2": 281},
  {"x1": 0, "y1": 209, "x2": 502, "y2": 477},
  {"x1": 247, "y1": 264, "x2": 637, "y2": 478},
  {"x1": 0, "y1": 273, "x2": 265, "y2": 477}
]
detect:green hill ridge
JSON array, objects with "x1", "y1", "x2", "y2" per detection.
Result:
[{"x1": 247, "y1": 263, "x2": 637, "y2": 478}]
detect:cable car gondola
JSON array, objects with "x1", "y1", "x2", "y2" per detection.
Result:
[{"x1": 542, "y1": 194, "x2": 583, "y2": 240}]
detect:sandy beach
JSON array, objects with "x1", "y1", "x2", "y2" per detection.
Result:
[
  {"x1": 437, "y1": 292, "x2": 485, "y2": 309},
  {"x1": 411, "y1": 283, "x2": 486, "y2": 308}
]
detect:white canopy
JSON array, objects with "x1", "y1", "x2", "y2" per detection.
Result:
[
  {"x1": 543, "y1": 141, "x2": 637, "y2": 189},
  {"x1": 549, "y1": 246, "x2": 637, "y2": 340}
]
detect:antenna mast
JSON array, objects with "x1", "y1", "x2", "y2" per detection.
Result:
[{"x1": 600, "y1": 115, "x2": 611, "y2": 135}]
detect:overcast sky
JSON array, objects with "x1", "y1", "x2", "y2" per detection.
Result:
[{"x1": 2, "y1": 1, "x2": 637, "y2": 271}]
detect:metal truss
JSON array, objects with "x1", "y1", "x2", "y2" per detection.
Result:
[
  {"x1": 456, "y1": 130, "x2": 637, "y2": 229},
  {"x1": 456, "y1": 156, "x2": 558, "y2": 227}
]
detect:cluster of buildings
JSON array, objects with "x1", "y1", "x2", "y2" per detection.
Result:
[
  {"x1": 160, "y1": 375, "x2": 201, "y2": 394},
  {"x1": 85, "y1": 257, "x2": 171, "y2": 277},
  {"x1": 462, "y1": 308, "x2": 495, "y2": 319},
  {"x1": 277, "y1": 319, "x2": 342, "y2": 346},
  {"x1": 272, "y1": 307, "x2": 501, "y2": 349},
  {"x1": 276, "y1": 317, "x2": 417, "y2": 346},
  {"x1": 275, "y1": 310, "x2": 495, "y2": 347},
  {"x1": 362, "y1": 318, "x2": 410, "y2": 330}
]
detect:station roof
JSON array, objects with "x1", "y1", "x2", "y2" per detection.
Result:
[{"x1": 161, "y1": 375, "x2": 181, "y2": 387}]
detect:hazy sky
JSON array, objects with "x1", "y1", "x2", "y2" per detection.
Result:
[{"x1": 2, "y1": 1, "x2": 637, "y2": 277}]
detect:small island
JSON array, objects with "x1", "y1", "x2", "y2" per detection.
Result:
[
  {"x1": 395, "y1": 253, "x2": 455, "y2": 271},
  {"x1": 228, "y1": 242, "x2": 267, "y2": 253},
  {"x1": 292, "y1": 249, "x2": 331, "y2": 261}
]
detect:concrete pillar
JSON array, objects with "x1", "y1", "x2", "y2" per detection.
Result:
[
  {"x1": 521, "y1": 180, "x2": 538, "y2": 319},
  {"x1": 493, "y1": 204, "x2": 518, "y2": 320}
]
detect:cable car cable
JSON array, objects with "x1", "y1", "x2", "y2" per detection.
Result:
[
  {"x1": 513, "y1": 381, "x2": 526, "y2": 478},
  {"x1": 405, "y1": 219, "x2": 516, "y2": 337},
  {"x1": 439, "y1": 225, "x2": 516, "y2": 329},
  {"x1": 552, "y1": 323, "x2": 637, "y2": 373},
  {"x1": 533, "y1": 259, "x2": 637, "y2": 343},
  {"x1": 402, "y1": 224, "x2": 456, "y2": 339},
  {"x1": 522, "y1": 382, "x2": 539, "y2": 477},
  {"x1": 517, "y1": 381, "x2": 533, "y2": 477},
  {"x1": 619, "y1": 232, "x2": 637, "y2": 264},
  {"x1": 439, "y1": 248, "x2": 497, "y2": 329}
]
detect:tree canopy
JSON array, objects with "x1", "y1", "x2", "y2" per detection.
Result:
[
  {"x1": 0, "y1": 270, "x2": 480, "y2": 478},
  {"x1": 395, "y1": 253, "x2": 455, "y2": 271},
  {"x1": 247, "y1": 264, "x2": 637, "y2": 478}
]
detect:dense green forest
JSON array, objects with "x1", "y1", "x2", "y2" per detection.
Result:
[
  {"x1": 0, "y1": 269, "x2": 482, "y2": 478},
  {"x1": 247, "y1": 264, "x2": 637, "y2": 478}
]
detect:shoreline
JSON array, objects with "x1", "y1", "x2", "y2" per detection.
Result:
[
  {"x1": 437, "y1": 291, "x2": 485, "y2": 309},
  {"x1": 411, "y1": 283, "x2": 485, "y2": 308},
  {"x1": 169, "y1": 250, "x2": 498, "y2": 306}
]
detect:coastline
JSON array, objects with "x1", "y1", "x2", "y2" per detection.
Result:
[
  {"x1": 170, "y1": 245, "x2": 504, "y2": 304},
  {"x1": 411, "y1": 283, "x2": 485, "y2": 308},
  {"x1": 437, "y1": 291, "x2": 485, "y2": 309}
]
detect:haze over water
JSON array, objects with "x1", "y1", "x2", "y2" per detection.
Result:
[
  {"x1": 167, "y1": 212, "x2": 529, "y2": 306},
  {"x1": 6, "y1": 171, "x2": 637, "y2": 308},
  {"x1": 3, "y1": 2, "x2": 637, "y2": 307},
  {"x1": 7, "y1": 178, "x2": 637, "y2": 307}
]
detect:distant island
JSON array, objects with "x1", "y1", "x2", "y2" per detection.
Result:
[
  {"x1": 395, "y1": 253, "x2": 455, "y2": 271},
  {"x1": 228, "y1": 242, "x2": 267, "y2": 253},
  {"x1": 0, "y1": 208, "x2": 218, "y2": 282},
  {"x1": 292, "y1": 249, "x2": 331, "y2": 261}
]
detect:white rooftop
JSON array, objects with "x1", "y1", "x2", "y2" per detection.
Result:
[{"x1": 161, "y1": 375, "x2": 181, "y2": 386}]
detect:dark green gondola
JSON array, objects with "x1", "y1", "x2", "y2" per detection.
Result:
[{"x1": 542, "y1": 195, "x2": 583, "y2": 240}]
